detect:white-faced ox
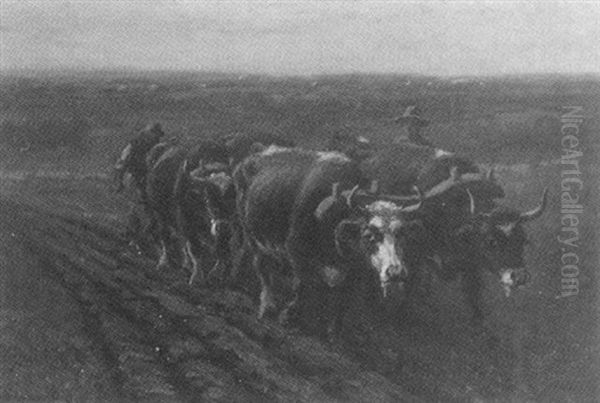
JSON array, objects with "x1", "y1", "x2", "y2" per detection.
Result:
[{"x1": 234, "y1": 147, "x2": 426, "y2": 338}]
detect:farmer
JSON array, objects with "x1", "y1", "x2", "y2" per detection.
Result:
[
  {"x1": 113, "y1": 122, "x2": 166, "y2": 253},
  {"x1": 394, "y1": 105, "x2": 432, "y2": 147},
  {"x1": 114, "y1": 122, "x2": 165, "y2": 200}
]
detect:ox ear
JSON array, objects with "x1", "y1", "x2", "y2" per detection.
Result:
[
  {"x1": 182, "y1": 159, "x2": 194, "y2": 174},
  {"x1": 250, "y1": 142, "x2": 267, "y2": 154},
  {"x1": 455, "y1": 222, "x2": 476, "y2": 244},
  {"x1": 334, "y1": 219, "x2": 362, "y2": 257},
  {"x1": 519, "y1": 187, "x2": 548, "y2": 223}
]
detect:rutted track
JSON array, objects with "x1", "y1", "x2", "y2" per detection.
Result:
[{"x1": 0, "y1": 196, "x2": 417, "y2": 402}]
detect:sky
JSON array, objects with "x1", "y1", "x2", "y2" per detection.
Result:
[{"x1": 1, "y1": 1, "x2": 599, "y2": 76}]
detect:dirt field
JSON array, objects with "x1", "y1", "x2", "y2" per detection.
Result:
[{"x1": 1, "y1": 72, "x2": 599, "y2": 402}]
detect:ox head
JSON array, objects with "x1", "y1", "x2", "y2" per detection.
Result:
[
  {"x1": 459, "y1": 186, "x2": 548, "y2": 296},
  {"x1": 315, "y1": 182, "x2": 426, "y2": 298},
  {"x1": 325, "y1": 133, "x2": 374, "y2": 161},
  {"x1": 180, "y1": 160, "x2": 235, "y2": 255},
  {"x1": 441, "y1": 167, "x2": 549, "y2": 296},
  {"x1": 224, "y1": 132, "x2": 296, "y2": 166}
]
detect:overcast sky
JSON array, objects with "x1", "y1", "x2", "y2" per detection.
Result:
[{"x1": 1, "y1": 1, "x2": 599, "y2": 76}]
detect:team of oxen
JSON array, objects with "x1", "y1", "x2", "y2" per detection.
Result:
[{"x1": 115, "y1": 128, "x2": 547, "y2": 339}]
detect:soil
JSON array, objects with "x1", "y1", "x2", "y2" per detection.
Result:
[{"x1": 0, "y1": 174, "x2": 597, "y2": 402}]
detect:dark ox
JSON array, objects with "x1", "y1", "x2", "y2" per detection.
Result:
[
  {"x1": 144, "y1": 131, "x2": 293, "y2": 285},
  {"x1": 234, "y1": 146, "x2": 427, "y2": 337},
  {"x1": 222, "y1": 131, "x2": 296, "y2": 166},
  {"x1": 324, "y1": 132, "x2": 374, "y2": 161},
  {"x1": 145, "y1": 140, "x2": 233, "y2": 284},
  {"x1": 363, "y1": 143, "x2": 548, "y2": 321}
]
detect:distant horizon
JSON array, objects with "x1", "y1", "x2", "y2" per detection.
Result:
[
  {"x1": 2, "y1": 66, "x2": 599, "y2": 81},
  {"x1": 2, "y1": 2, "x2": 598, "y2": 77}
]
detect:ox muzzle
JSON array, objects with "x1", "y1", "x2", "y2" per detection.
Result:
[
  {"x1": 371, "y1": 234, "x2": 409, "y2": 299},
  {"x1": 499, "y1": 267, "x2": 531, "y2": 297}
]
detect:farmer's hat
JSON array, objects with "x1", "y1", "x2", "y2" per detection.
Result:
[
  {"x1": 394, "y1": 106, "x2": 430, "y2": 127},
  {"x1": 146, "y1": 122, "x2": 165, "y2": 137}
]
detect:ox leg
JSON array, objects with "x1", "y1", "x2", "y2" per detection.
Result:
[
  {"x1": 182, "y1": 242, "x2": 191, "y2": 270},
  {"x1": 462, "y1": 268, "x2": 484, "y2": 325},
  {"x1": 229, "y1": 222, "x2": 245, "y2": 276},
  {"x1": 184, "y1": 240, "x2": 202, "y2": 286},
  {"x1": 462, "y1": 268, "x2": 503, "y2": 355},
  {"x1": 207, "y1": 259, "x2": 226, "y2": 286},
  {"x1": 254, "y1": 254, "x2": 276, "y2": 319},
  {"x1": 157, "y1": 240, "x2": 170, "y2": 271},
  {"x1": 156, "y1": 220, "x2": 177, "y2": 272},
  {"x1": 324, "y1": 283, "x2": 351, "y2": 342},
  {"x1": 279, "y1": 273, "x2": 300, "y2": 328},
  {"x1": 279, "y1": 270, "x2": 322, "y2": 333},
  {"x1": 233, "y1": 243, "x2": 251, "y2": 280},
  {"x1": 134, "y1": 206, "x2": 160, "y2": 258},
  {"x1": 123, "y1": 202, "x2": 153, "y2": 256},
  {"x1": 124, "y1": 202, "x2": 141, "y2": 241},
  {"x1": 231, "y1": 233, "x2": 250, "y2": 279},
  {"x1": 152, "y1": 212, "x2": 169, "y2": 270},
  {"x1": 230, "y1": 235, "x2": 261, "y2": 294},
  {"x1": 207, "y1": 237, "x2": 228, "y2": 285}
]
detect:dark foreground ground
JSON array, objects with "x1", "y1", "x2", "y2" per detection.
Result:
[
  {"x1": 0, "y1": 180, "x2": 418, "y2": 402},
  {"x1": 0, "y1": 160, "x2": 597, "y2": 402}
]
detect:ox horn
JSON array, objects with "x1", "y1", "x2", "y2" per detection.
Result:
[
  {"x1": 374, "y1": 183, "x2": 424, "y2": 204},
  {"x1": 345, "y1": 185, "x2": 361, "y2": 210},
  {"x1": 424, "y1": 166, "x2": 461, "y2": 199},
  {"x1": 315, "y1": 182, "x2": 344, "y2": 221},
  {"x1": 466, "y1": 188, "x2": 476, "y2": 214},
  {"x1": 331, "y1": 182, "x2": 341, "y2": 199},
  {"x1": 399, "y1": 186, "x2": 424, "y2": 213},
  {"x1": 203, "y1": 161, "x2": 229, "y2": 173},
  {"x1": 450, "y1": 166, "x2": 460, "y2": 181},
  {"x1": 519, "y1": 187, "x2": 548, "y2": 222},
  {"x1": 369, "y1": 180, "x2": 379, "y2": 194},
  {"x1": 375, "y1": 192, "x2": 423, "y2": 204}
]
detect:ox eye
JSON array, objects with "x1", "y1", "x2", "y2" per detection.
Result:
[
  {"x1": 487, "y1": 238, "x2": 499, "y2": 248},
  {"x1": 362, "y1": 229, "x2": 380, "y2": 244},
  {"x1": 391, "y1": 226, "x2": 403, "y2": 236}
]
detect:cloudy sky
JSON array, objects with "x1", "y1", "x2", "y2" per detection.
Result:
[{"x1": 1, "y1": 1, "x2": 598, "y2": 76}]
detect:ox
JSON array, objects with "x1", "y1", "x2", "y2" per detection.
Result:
[
  {"x1": 145, "y1": 131, "x2": 294, "y2": 285},
  {"x1": 222, "y1": 131, "x2": 296, "y2": 166},
  {"x1": 145, "y1": 140, "x2": 233, "y2": 285},
  {"x1": 362, "y1": 143, "x2": 548, "y2": 322},
  {"x1": 234, "y1": 146, "x2": 429, "y2": 338},
  {"x1": 324, "y1": 132, "x2": 374, "y2": 161}
]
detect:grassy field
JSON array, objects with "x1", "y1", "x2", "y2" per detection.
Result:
[{"x1": 1, "y1": 70, "x2": 598, "y2": 401}]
